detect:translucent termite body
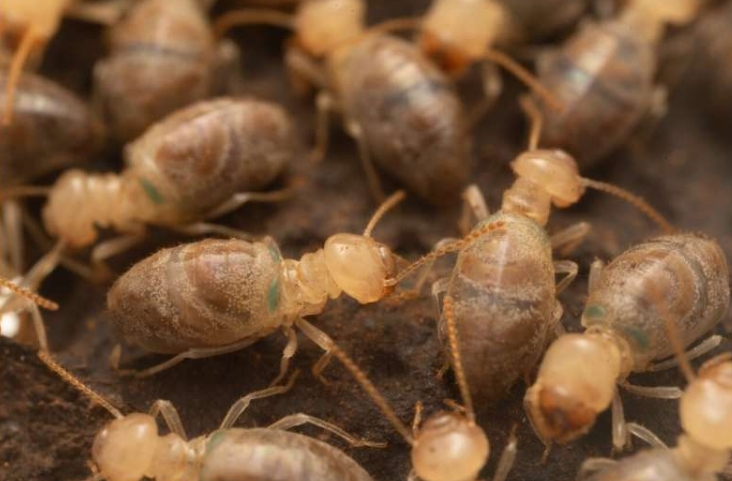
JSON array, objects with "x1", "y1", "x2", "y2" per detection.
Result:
[
  {"x1": 106, "y1": 191, "x2": 405, "y2": 377},
  {"x1": 41, "y1": 97, "x2": 294, "y2": 254},
  {"x1": 535, "y1": 0, "x2": 701, "y2": 167},
  {"x1": 95, "y1": 0, "x2": 238, "y2": 142},
  {"x1": 525, "y1": 233, "x2": 730, "y2": 449},
  {"x1": 215, "y1": 0, "x2": 473, "y2": 204},
  {"x1": 498, "y1": 0, "x2": 588, "y2": 42},
  {"x1": 0, "y1": 71, "x2": 105, "y2": 188},
  {"x1": 578, "y1": 354, "x2": 732, "y2": 481}
]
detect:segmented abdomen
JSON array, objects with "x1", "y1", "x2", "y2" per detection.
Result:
[
  {"x1": 583, "y1": 233, "x2": 730, "y2": 368},
  {"x1": 444, "y1": 213, "x2": 555, "y2": 401},
  {"x1": 108, "y1": 238, "x2": 284, "y2": 353}
]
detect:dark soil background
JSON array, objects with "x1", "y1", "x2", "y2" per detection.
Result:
[{"x1": 2, "y1": 1, "x2": 732, "y2": 480}]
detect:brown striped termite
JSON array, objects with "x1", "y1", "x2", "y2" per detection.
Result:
[
  {"x1": 106, "y1": 190, "x2": 406, "y2": 380},
  {"x1": 214, "y1": 0, "x2": 561, "y2": 204},
  {"x1": 31, "y1": 96, "x2": 297, "y2": 269},
  {"x1": 94, "y1": 0, "x2": 242, "y2": 142},
  {"x1": 577, "y1": 306, "x2": 732, "y2": 481},
  {"x1": 533, "y1": 0, "x2": 702, "y2": 167},
  {"x1": 383, "y1": 96, "x2": 676, "y2": 405},
  {"x1": 524, "y1": 232, "x2": 730, "y2": 453},
  {"x1": 0, "y1": 70, "x2": 105, "y2": 274}
]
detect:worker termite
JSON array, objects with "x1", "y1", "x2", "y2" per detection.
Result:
[
  {"x1": 0, "y1": 70, "x2": 105, "y2": 273},
  {"x1": 95, "y1": 0, "x2": 241, "y2": 142},
  {"x1": 534, "y1": 0, "x2": 702, "y2": 167},
  {"x1": 577, "y1": 314, "x2": 732, "y2": 481},
  {"x1": 385, "y1": 96, "x2": 676, "y2": 404},
  {"x1": 214, "y1": 0, "x2": 560, "y2": 204},
  {"x1": 524, "y1": 232, "x2": 730, "y2": 452},
  {"x1": 106, "y1": 190, "x2": 406, "y2": 379},
  {"x1": 35, "y1": 96, "x2": 296, "y2": 265}
]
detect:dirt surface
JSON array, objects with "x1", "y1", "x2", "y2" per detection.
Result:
[{"x1": 2, "y1": 1, "x2": 732, "y2": 481}]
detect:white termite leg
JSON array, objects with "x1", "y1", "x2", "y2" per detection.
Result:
[
  {"x1": 620, "y1": 382, "x2": 683, "y2": 399},
  {"x1": 294, "y1": 317, "x2": 335, "y2": 383},
  {"x1": 492, "y1": 427, "x2": 518, "y2": 481},
  {"x1": 171, "y1": 222, "x2": 254, "y2": 240},
  {"x1": 203, "y1": 180, "x2": 303, "y2": 219},
  {"x1": 467, "y1": 61, "x2": 503, "y2": 128},
  {"x1": 578, "y1": 458, "x2": 618, "y2": 480},
  {"x1": 148, "y1": 400, "x2": 187, "y2": 440},
  {"x1": 269, "y1": 325, "x2": 299, "y2": 387},
  {"x1": 117, "y1": 334, "x2": 264, "y2": 378},
  {"x1": 284, "y1": 42, "x2": 328, "y2": 97},
  {"x1": 646, "y1": 335, "x2": 724, "y2": 372},
  {"x1": 345, "y1": 119, "x2": 386, "y2": 203},
  {"x1": 611, "y1": 388, "x2": 629, "y2": 452},
  {"x1": 626, "y1": 422, "x2": 667, "y2": 449},
  {"x1": 588, "y1": 259, "x2": 605, "y2": 294},
  {"x1": 550, "y1": 222, "x2": 591, "y2": 256},
  {"x1": 553, "y1": 260, "x2": 579, "y2": 295},
  {"x1": 91, "y1": 227, "x2": 147, "y2": 262},
  {"x1": 390, "y1": 240, "x2": 456, "y2": 304},
  {"x1": 411, "y1": 401, "x2": 423, "y2": 435},
  {"x1": 551, "y1": 301, "x2": 566, "y2": 338},
  {"x1": 219, "y1": 372, "x2": 299, "y2": 429},
  {"x1": 269, "y1": 413, "x2": 386, "y2": 448},
  {"x1": 459, "y1": 184, "x2": 490, "y2": 234}
]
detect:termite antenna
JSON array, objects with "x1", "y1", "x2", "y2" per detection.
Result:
[
  {"x1": 363, "y1": 190, "x2": 406, "y2": 237},
  {"x1": 385, "y1": 219, "x2": 506, "y2": 287},
  {"x1": 579, "y1": 178, "x2": 676, "y2": 234},
  {"x1": 38, "y1": 347, "x2": 124, "y2": 419},
  {"x1": 213, "y1": 8, "x2": 294, "y2": 39},
  {"x1": 3, "y1": 26, "x2": 41, "y2": 125},
  {"x1": 0, "y1": 276, "x2": 58, "y2": 310},
  {"x1": 480, "y1": 48, "x2": 564, "y2": 112},
  {"x1": 295, "y1": 318, "x2": 414, "y2": 444},
  {"x1": 519, "y1": 95, "x2": 543, "y2": 150},
  {"x1": 442, "y1": 295, "x2": 475, "y2": 421},
  {"x1": 648, "y1": 281, "x2": 696, "y2": 382}
]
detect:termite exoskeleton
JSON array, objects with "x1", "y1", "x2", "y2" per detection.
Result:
[
  {"x1": 37, "y1": 96, "x2": 296, "y2": 266},
  {"x1": 524, "y1": 232, "x2": 730, "y2": 452},
  {"x1": 497, "y1": 0, "x2": 589, "y2": 42},
  {"x1": 534, "y1": 0, "x2": 702, "y2": 167},
  {"x1": 214, "y1": 0, "x2": 482, "y2": 204},
  {"x1": 107, "y1": 190, "x2": 406, "y2": 380},
  {"x1": 0, "y1": 71, "x2": 105, "y2": 273},
  {"x1": 95, "y1": 0, "x2": 241, "y2": 142},
  {"x1": 577, "y1": 311, "x2": 732, "y2": 481},
  {"x1": 385, "y1": 96, "x2": 676, "y2": 404}
]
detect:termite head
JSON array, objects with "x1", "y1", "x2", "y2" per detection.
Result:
[
  {"x1": 92, "y1": 413, "x2": 159, "y2": 481},
  {"x1": 323, "y1": 233, "x2": 397, "y2": 304},
  {"x1": 524, "y1": 333, "x2": 622, "y2": 444},
  {"x1": 680, "y1": 357, "x2": 732, "y2": 452},
  {"x1": 510, "y1": 149, "x2": 584, "y2": 208},
  {"x1": 411, "y1": 412, "x2": 489, "y2": 481},
  {"x1": 294, "y1": 0, "x2": 366, "y2": 57},
  {"x1": 92, "y1": 413, "x2": 191, "y2": 481},
  {"x1": 419, "y1": 0, "x2": 508, "y2": 76}
]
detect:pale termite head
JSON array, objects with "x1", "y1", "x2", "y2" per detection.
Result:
[{"x1": 293, "y1": 0, "x2": 366, "y2": 57}]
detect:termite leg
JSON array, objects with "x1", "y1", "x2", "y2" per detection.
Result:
[
  {"x1": 626, "y1": 422, "x2": 667, "y2": 449},
  {"x1": 345, "y1": 118, "x2": 386, "y2": 203},
  {"x1": 467, "y1": 61, "x2": 503, "y2": 128},
  {"x1": 611, "y1": 388, "x2": 629, "y2": 452},
  {"x1": 645, "y1": 335, "x2": 724, "y2": 372},
  {"x1": 588, "y1": 259, "x2": 605, "y2": 294},
  {"x1": 219, "y1": 371, "x2": 299, "y2": 429},
  {"x1": 148, "y1": 400, "x2": 188, "y2": 440},
  {"x1": 553, "y1": 260, "x2": 578, "y2": 295},
  {"x1": 269, "y1": 325, "x2": 298, "y2": 387},
  {"x1": 91, "y1": 228, "x2": 146, "y2": 262},
  {"x1": 549, "y1": 221, "x2": 591, "y2": 256},
  {"x1": 269, "y1": 413, "x2": 385, "y2": 448},
  {"x1": 578, "y1": 458, "x2": 618, "y2": 480}
]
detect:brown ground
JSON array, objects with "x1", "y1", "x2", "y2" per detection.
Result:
[{"x1": 2, "y1": 1, "x2": 732, "y2": 481}]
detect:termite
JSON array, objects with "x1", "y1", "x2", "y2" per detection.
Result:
[
  {"x1": 95, "y1": 0, "x2": 241, "y2": 142},
  {"x1": 385, "y1": 96, "x2": 676, "y2": 404},
  {"x1": 534, "y1": 0, "x2": 702, "y2": 167},
  {"x1": 0, "y1": 70, "x2": 105, "y2": 273},
  {"x1": 524, "y1": 232, "x2": 730, "y2": 452},
  {"x1": 106, "y1": 190, "x2": 406, "y2": 379},
  {"x1": 577, "y1": 303, "x2": 732, "y2": 481},
  {"x1": 36, "y1": 96, "x2": 296, "y2": 266},
  {"x1": 497, "y1": 0, "x2": 589, "y2": 42},
  {"x1": 213, "y1": 0, "x2": 559, "y2": 204}
]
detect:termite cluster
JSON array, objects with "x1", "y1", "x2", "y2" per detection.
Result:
[{"x1": 1, "y1": 1, "x2": 732, "y2": 480}]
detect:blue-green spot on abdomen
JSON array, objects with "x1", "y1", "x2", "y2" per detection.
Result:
[
  {"x1": 206, "y1": 430, "x2": 228, "y2": 453},
  {"x1": 619, "y1": 325, "x2": 650, "y2": 351},
  {"x1": 139, "y1": 178, "x2": 165, "y2": 205},
  {"x1": 267, "y1": 277, "x2": 280, "y2": 313}
]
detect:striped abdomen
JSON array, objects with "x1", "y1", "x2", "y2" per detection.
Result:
[
  {"x1": 108, "y1": 238, "x2": 284, "y2": 353},
  {"x1": 125, "y1": 97, "x2": 294, "y2": 225},
  {"x1": 537, "y1": 20, "x2": 655, "y2": 167},
  {"x1": 444, "y1": 213, "x2": 555, "y2": 401},
  {"x1": 582, "y1": 233, "x2": 730, "y2": 369},
  {"x1": 332, "y1": 35, "x2": 472, "y2": 204}
]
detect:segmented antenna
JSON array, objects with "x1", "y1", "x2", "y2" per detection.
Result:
[
  {"x1": 0, "y1": 277, "x2": 58, "y2": 310},
  {"x1": 519, "y1": 95, "x2": 543, "y2": 151},
  {"x1": 363, "y1": 190, "x2": 406, "y2": 237},
  {"x1": 442, "y1": 296, "x2": 475, "y2": 421}
]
